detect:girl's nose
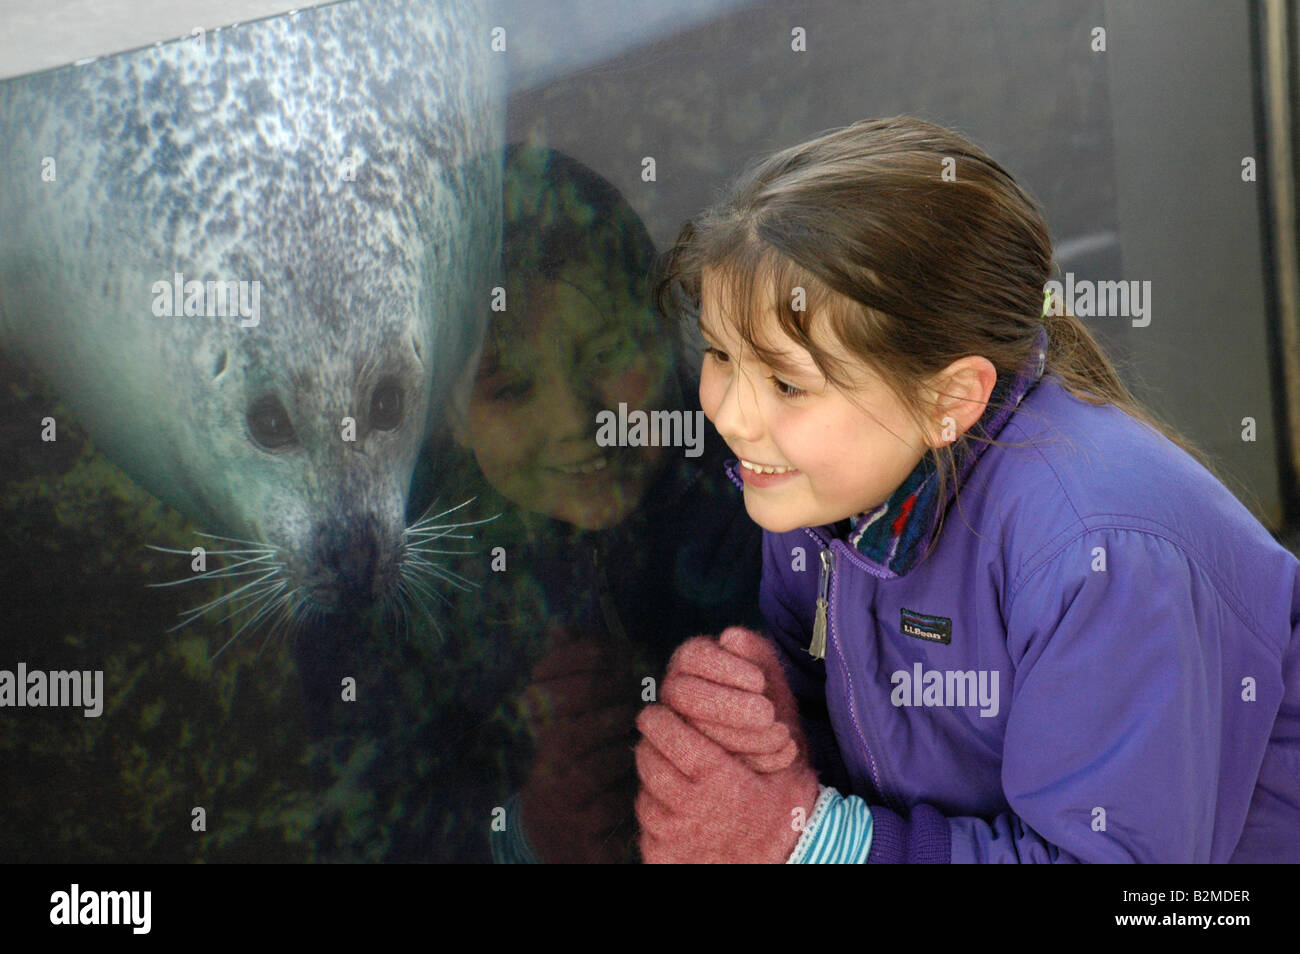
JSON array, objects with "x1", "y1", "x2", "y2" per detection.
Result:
[
  {"x1": 709, "y1": 366, "x2": 765, "y2": 446},
  {"x1": 538, "y1": 372, "x2": 593, "y2": 443}
]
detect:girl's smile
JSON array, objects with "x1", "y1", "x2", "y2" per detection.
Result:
[
  {"x1": 737, "y1": 458, "x2": 802, "y2": 488},
  {"x1": 738, "y1": 458, "x2": 799, "y2": 474}
]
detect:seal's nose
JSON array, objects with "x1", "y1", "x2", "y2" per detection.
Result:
[{"x1": 319, "y1": 516, "x2": 380, "y2": 606}]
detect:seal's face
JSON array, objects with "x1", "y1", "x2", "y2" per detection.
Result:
[{"x1": 191, "y1": 287, "x2": 437, "y2": 617}]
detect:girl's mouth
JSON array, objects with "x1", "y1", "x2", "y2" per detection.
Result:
[
  {"x1": 547, "y1": 455, "x2": 610, "y2": 476},
  {"x1": 738, "y1": 457, "x2": 800, "y2": 488}
]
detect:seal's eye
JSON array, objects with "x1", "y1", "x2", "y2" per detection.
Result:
[
  {"x1": 247, "y1": 395, "x2": 297, "y2": 449},
  {"x1": 370, "y1": 382, "x2": 403, "y2": 431}
]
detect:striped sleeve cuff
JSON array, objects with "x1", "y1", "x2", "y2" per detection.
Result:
[
  {"x1": 489, "y1": 794, "x2": 541, "y2": 864},
  {"x1": 787, "y1": 785, "x2": 874, "y2": 863}
]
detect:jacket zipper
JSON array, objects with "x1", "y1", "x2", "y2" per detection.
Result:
[
  {"x1": 809, "y1": 547, "x2": 832, "y2": 660},
  {"x1": 803, "y1": 528, "x2": 901, "y2": 812}
]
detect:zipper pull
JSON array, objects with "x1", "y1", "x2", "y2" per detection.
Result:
[{"x1": 809, "y1": 548, "x2": 832, "y2": 659}]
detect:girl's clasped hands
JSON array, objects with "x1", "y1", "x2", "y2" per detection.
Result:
[{"x1": 635, "y1": 626, "x2": 821, "y2": 863}]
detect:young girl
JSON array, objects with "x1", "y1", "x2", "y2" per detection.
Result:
[{"x1": 633, "y1": 116, "x2": 1300, "y2": 863}]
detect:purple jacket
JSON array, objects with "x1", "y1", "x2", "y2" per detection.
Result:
[{"x1": 731, "y1": 363, "x2": 1300, "y2": 862}]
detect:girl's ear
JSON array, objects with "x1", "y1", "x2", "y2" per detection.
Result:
[{"x1": 925, "y1": 356, "x2": 999, "y2": 447}]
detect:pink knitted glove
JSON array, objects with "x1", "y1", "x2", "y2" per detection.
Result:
[
  {"x1": 635, "y1": 703, "x2": 819, "y2": 863},
  {"x1": 660, "y1": 626, "x2": 809, "y2": 772}
]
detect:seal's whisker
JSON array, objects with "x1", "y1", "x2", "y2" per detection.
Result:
[
  {"x1": 402, "y1": 550, "x2": 479, "y2": 572},
  {"x1": 406, "y1": 495, "x2": 478, "y2": 530},
  {"x1": 380, "y1": 587, "x2": 413, "y2": 643},
  {"x1": 147, "y1": 561, "x2": 281, "y2": 588},
  {"x1": 168, "y1": 575, "x2": 285, "y2": 634},
  {"x1": 232, "y1": 584, "x2": 291, "y2": 640},
  {"x1": 398, "y1": 578, "x2": 445, "y2": 641},
  {"x1": 209, "y1": 598, "x2": 271, "y2": 661},
  {"x1": 401, "y1": 558, "x2": 479, "y2": 583},
  {"x1": 194, "y1": 531, "x2": 281, "y2": 549},
  {"x1": 398, "y1": 546, "x2": 479, "y2": 557},
  {"x1": 403, "y1": 540, "x2": 480, "y2": 555},
  {"x1": 404, "y1": 521, "x2": 471, "y2": 539},
  {"x1": 147, "y1": 544, "x2": 276, "y2": 558},
  {"x1": 406, "y1": 558, "x2": 479, "y2": 592},
  {"x1": 252, "y1": 590, "x2": 299, "y2": 661},
  {"x1": 403, "y1": 533, "x2": 498, "y2": 564},
  {"x1": 283, "y1": 598, "x2": 317, "y2": 650},
  {"x1": 406, "y1": 532, "x2": 477, "y2": 544},
  {"x1": 405, "y1": 513, "x2": 502, "y2": 536},
  {"x1": 404, "y1": 523, "x2": 472, "y2": 536},
  {"x1": 404, "y1": 529, "x2": 484, "y2": 544},
  {"x1": 397, "y1": 578, "x2": 437, "y2": 625},
  {"x1": 388, "y1": 496, "x2": 500, "y2": 641},
  {"x1": 168, "y1": 568, "x2": 285, "y2": 626},
  {"x1": 400, "y1": 569, "x2": 453, "y2": 610},
  {"x1": 209, "y1": 582, "x2": 290, "y2": 661},
  {"x1": 277, "y1": 594, "x2": 311, "y2": 651},
  {"x1": 149, "y1": 528, "x2": 292, "y2": 646},
  {"x1": 190, "y1": 579, "x2": 286, "y2": 636},
  {"x1": 301, "y1": 600, "x2": 325, "y2": 636},
  {"x1": 425, "y1": 572, "x2": 476, "y2": 594},
  {"x1": 391, "y1": 588, "x2": 411, "y2": 641},
  {"x1": 257, "y1": 599, "x2": 292, "y2": 655},
  {"x1": 404, "y1": 524, "x2": 500, "y2": 549},
  {"x1": 397, "y1": 592, "x2": 415, "y2": 642},
  {"x1": 405, "y1": 568, "x2": 476, "y2": 596},
  {"x1": 293, "y1": 593, "x2": 313, "y2": 631}
]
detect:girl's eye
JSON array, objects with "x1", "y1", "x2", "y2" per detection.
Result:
[
  {"x1": 588, "y1": 337, "x2": 632, "y2": 368},
  {"x1": 701, "y1": 345, "x2": 729, "y2": 364},
  {"x1": 770, "y1": 376, "x2": 807, "y2": 399},
  {"x1": 489, "y1": 379, "x2": 531, "y2": 402}
]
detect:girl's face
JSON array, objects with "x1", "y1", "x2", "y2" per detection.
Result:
[
  {"x1": 697, "y1": 270, "x2": 932, "y2": 535},
  {"x1": 459, "y1": 275, "x2": 675, "y2": 530}
]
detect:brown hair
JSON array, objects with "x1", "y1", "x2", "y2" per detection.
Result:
[{"x1": 654, "y1": 116, "x2": 1219, "y2": 558}]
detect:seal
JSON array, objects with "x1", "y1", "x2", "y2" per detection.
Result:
[{"x1": 0, "y1": 0, "x2": 503, "y2": 630}]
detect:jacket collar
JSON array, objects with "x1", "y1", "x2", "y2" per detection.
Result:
[{"x1": 725, "y1": 326, "x2": 1049, "y2": 578}]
